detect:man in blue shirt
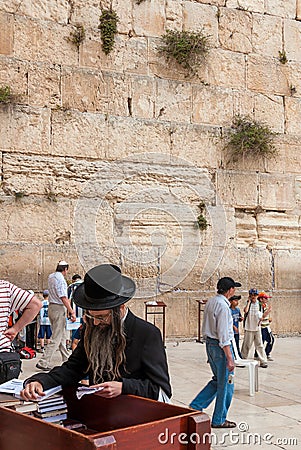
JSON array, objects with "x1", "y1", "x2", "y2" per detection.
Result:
[{"x1": 190, "y1": 276, "x2": 241, "y2": 428}]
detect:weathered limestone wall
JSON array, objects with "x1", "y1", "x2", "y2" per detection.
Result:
[{"x1": 0, "y1": 0, "x2": 300, "y2": 336}]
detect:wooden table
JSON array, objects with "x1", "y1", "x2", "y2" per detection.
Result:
[
  {"x1": 0, "y1": 387, "x2": 211, "y2": 449},
  {"x1": 145, "y1": 301, "x2": 167, "y2": 346}
]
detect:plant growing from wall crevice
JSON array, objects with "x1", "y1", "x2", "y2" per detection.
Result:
[
  {"x1": 98, "y1": 9, "x2": 119, "y2": 55},
  {"x1": 158, "y1": 29, "x2": 210, "y2": 75},
  {"x1": 224, "y1": 115, "x2": 277, "y2": 161},
  {"x1": 68, "y1": 24, "x2": 85, "y2": 49},
  {"x1": 195, "y1": 202, "x2": 209, "y2": 231},
  {"x1": 278, "y1": 50, "x2": 287, "y2": 64},
  {"x1": 0, "y1": 85, "x2": 13, "y2": 104}
]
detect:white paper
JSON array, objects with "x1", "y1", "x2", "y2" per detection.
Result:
[
  {"x1": 0, "y1": 378, "x2": 24, "y2": 394},
  {"x1": 76, "y1": 386, "x2": 104, "y2": 400}
]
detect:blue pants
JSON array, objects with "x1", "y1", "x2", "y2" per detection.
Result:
[{"x1": 190, "y1": 337, "x2": 234, "y2": 426}]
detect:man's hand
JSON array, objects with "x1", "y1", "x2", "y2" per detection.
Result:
[
  {"x1": 226, "y1": 357, "x2": 235, "y2": 373},
  {"x1": 3, "y1": 325, "x2": 18, "y2": 342},
  {"x1": 90, "y1": 381, "x2": 122, "y2": 398},
  {"x1": 20, "y1": 382, "x2": 45, "y2": 401},
  {"x1": 70, "y1": 312, "x2": 77, "y2": 322}
]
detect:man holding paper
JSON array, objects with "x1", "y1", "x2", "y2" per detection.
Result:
[{"x1": 21, "y1": 264, "x2": 171, "y2": 402}]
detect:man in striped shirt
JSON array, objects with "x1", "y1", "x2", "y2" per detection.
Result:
[{"x1": 0, "y1": 281, "x2": 41, "y2": 351}]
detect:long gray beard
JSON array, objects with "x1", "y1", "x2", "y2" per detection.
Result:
[{"x1": 84, "y1": 319, "x2": 126, "y2": 384}]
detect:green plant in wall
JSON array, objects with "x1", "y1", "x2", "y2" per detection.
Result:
[
  {"x1": 224, "y1": 115, "x2": 277, "y2": 161},
  {"x1": 98, "y1": 9, "x2": 119, "y2": 55},
  {"x1": 278, "y1": 50, "x2": 288, "y2": 64},
  {"x1": 69, "y1": 24, "x2": 85, "y2": 49},
  {"x1": 158, "y1": 29, "x2": 210, "y2": 75},
  {"x1": 0, "y1": 85, "x2": 13, "y2": 104},
  {"x1": 195, "y1": 202, "x2": 209, "y2": 231}
]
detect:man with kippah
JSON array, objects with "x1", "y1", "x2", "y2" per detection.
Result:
[
  {"x1": 190, "y1": 276, "x2": 241, "y2": 429},
  {"x1": 35, "y1": 260, "x2": 76, "y2": 371},
  {"x1": 21, "y1": 264, "x2": 171, "y2": 402}
]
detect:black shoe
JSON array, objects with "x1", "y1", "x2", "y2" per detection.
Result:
[
  {"x1": 212, "y1": 420, "x2": 237, "y2": 428},
  {"x1": 36, "y1": 363, "x2": 51, "y2": 371}
]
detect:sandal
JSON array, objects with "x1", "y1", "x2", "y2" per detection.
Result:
[{"x1": 211, "y1": 420, "x2": 237, "y2": 428}]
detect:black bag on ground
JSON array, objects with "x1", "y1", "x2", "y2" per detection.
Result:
[{"x1": 0, "y1": 351, "x2": 22, "y2": 383}]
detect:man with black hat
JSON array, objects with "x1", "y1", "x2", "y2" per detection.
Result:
[
  {"x1": 21, "y1": 264, "x2": 171, "y2": 402},
  {"x1": 190, "y1": 276, "x2": 241, "y2": 428}
]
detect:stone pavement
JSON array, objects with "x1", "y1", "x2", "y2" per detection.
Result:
[{"x1": 20, "y1": 336, "x2": 301, "y2": 449}]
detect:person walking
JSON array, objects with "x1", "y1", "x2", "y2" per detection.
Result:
[
  {"x1": 257, "y1": 291, "x2": 274, "y2": 361},
  {"x1": 189, "y1": 276, "x2": 241, "y2": 428},
  {"x1": 36, "y1": 261, "x2": 76, "y2": 371},
  {"x1": 241, "y1": 288, "x2": 268, "y2": 368},
  {"x1": 37, "y1": 290, "x2": 52, "y2": 353}
]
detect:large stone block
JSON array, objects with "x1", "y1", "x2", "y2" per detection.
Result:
[
  {"x1": 51, "y1": 109, "x2": 107, "y2": 158},
  {"x1": 247, "y1": 55, "x2": 290, "y2": 96},
  {"x1": 217, "y1": 171, "x2": 259, "y2": 208},
  {"x1": 226, "y1": 0, "x2": 264, "y2": 13},
  {"x1": 252, "y1": 13, "x2": 282, "y2": 58},
  {"x1": 0, "y1": 11, "x2": 13, "y2": 56},
  {"x1": 192, "y1": 85, "x2": 234, "y2": 126},
  {"x1": 183, "y1": 2, "x2": 219, "y2": 48},
  {"x1": 106, "y1": 116, "x2": 171, "y2": 159},
  {"x1": 218, "y1": 7, "x2": 252, "y2": 53},
  {"x1": 298, "y1": 0, "x2": 301, "y2": 20},
  {"x1": 80, "y1": 33, "x2": 148, "y2": 75},
  {"x1": 1, "y1": 0, "x2": 70, "y2": 23},
  {"x1": 266, "y1": 134, "x2": 301, "y2": 174},
  {"x1": 254, "y1": 93, "x2": 284, "y2": 133},
  {"x1": 14, "y1": 16, "x2": 78, "y2": 66},
  {"x1": 0, "y1": 57, "x2": 29, "y2": 103},
  {"x1": 133, "y1": 0, "x2": 165, "y2": 37},
  {"x1": 284, "y1": 19, "x2": 301, "y2": 63},
  {"x1": 235, "y1": 211, "x2": 258, "y2": 247},
  {"x1": 257, "y1": 212, "x2": 300, "y2": 248},
  {"x1": 264, "y1": 0, "x2": 296, "y2": 19},
  {"x1": 165, "y1": 0, "x2": 183, "y2": 31},
  {"x1": 0, "y1": 105, "x2": 50, "y2": 153},
  {"x1": 0, "y1": 243, "x2": 42, "y2": 290},
  {"x1": 274, "y1": 249, "x2": 301, "y2": 289},
  {"x1": 285, "y1": 96, "x2": 301, "y2": 135},
  {"x1": 155, "y1": 79, "x2": 192, "y2": 124},
  {"x1": 171, "y1": 124, "x2": 221, "y2": 169},
  {"x1": 200, "y1": 48, "x2": 246, "y2": 89},
  {"x1": 28, "y1": 62, "x2": 61, "y2": 107},
  {"x1": 130, "y1": 75, "x2": 156, "y2": 119},
  {"x1": 259, "y1": 173, "x2": 295, "y2": 211}
]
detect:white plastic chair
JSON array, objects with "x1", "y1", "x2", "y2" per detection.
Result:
[{"x1": 231, "y1": 338, "x2": 259, "y2": 397}]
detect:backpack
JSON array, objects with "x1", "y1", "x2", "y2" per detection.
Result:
[{"x1": 19, "y1": 346, "x2": 36, "y2": 359}]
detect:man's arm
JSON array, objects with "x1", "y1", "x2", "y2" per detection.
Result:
[
  {"x1": 3, "y1": 296, "x2": 42, "y2": 341},
  {"x1": 60, "y1": 296, "x2": 76, "y2": 322},
  {"x1": 222, "y1": 345, "x2": 235, "y2": 372}
]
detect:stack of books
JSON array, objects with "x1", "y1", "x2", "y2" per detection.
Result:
[
  {"x1": 0, "y1": 379, "x2": 67, "y2": 424},
  {"x1": 33, "y1": 393, "x2": 67, "y2": 424}
]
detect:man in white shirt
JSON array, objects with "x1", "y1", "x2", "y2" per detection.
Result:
[
  {"x1": 36, "y1": 261, "x2": 76, "y2": 371},
  {"x1": 190, "y1": 276, "x2": 241, "y2": 428},
  {"x1": 241, "y1": 288, "x2": 268, "y2": 368}
]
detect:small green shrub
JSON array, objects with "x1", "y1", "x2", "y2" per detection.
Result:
[
  {"x1": 224, "y1": 115, "x2": 277, "y2": 160},
  {"x1": 69, "y1": 24, "x2": 85, "y2": 49},
  {"x1": 0, "y1": 86, "x2": 13, "y2": 104},
  {"x1": 98, "y1": 9, "x2": 119, "y2": 55},
  {"x1": 158, "y1": 29, "x2": 210, "y2": 74},
  {"x1": 195, "y1": 202, "x2": 209, "y2": 231},
  {"x1": 278, "y1": 50, "x2": 287, "y2": 64}
]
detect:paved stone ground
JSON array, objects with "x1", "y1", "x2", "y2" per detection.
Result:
[{"x1": 21, "y1": 336, "x2": 301, "y2": 449}]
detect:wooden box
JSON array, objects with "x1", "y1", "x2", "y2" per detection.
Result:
[{"x1": 0, "y1": 387, "x2": 211, "y2": 450}]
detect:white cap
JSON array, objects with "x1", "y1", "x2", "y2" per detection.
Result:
[{"x1": 58, "y1": 260, "x2": 68, "y2": 266}]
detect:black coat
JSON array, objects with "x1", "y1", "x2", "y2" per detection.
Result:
[{"x1": 26, "y1": 310, "x2": 171, "y2": 400}]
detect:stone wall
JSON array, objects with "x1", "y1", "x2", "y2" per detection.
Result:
[{"x1": 0, "y1": 0, "x2": 300, "y2": 336}]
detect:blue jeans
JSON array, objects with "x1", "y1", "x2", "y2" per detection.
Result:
[{"x1": 190, "y1": 337, "x2": 234, "y2": 426}]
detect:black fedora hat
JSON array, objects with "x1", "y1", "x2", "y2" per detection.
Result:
[{"x1": 73, "y1": 264, "x2": 136, "y2": 310}]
